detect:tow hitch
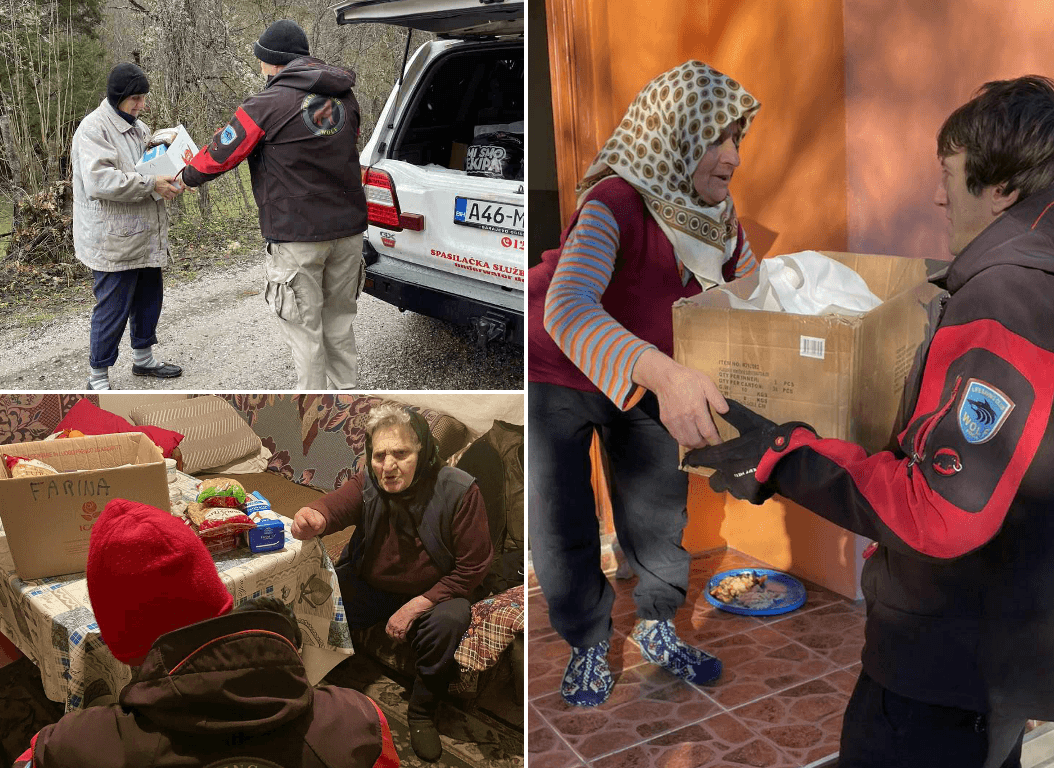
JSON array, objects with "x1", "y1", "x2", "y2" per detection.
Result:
[{"x1": 471, "y1": 313, "x2": 508, "y2": 349}]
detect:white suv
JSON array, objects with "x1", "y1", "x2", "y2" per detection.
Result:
[{"x1": 334, "y1": 0, "x2": 525, "y2": 347}]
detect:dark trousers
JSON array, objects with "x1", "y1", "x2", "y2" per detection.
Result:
[
  {"x1": 839, "y1": 671, "x2": 1024, "y2": 768},
  {"x1": 527, "y1": 382, "x2": 690, "y2": 648},
  {"x1": 90, "y1": 268, "x2": 163, "y2": 368},
  {"x1": 336, "y1": 563, "x2": 470, "y2": 718}
]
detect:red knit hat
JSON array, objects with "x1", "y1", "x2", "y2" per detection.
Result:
[{"x1": 87, "y1": 498, "x2": 233, "y2": 665}]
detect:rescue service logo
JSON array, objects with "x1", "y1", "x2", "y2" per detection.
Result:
[
  {"x1": 301, "y1": 94, "x2": 345, "y2": 137},
  {"x1": 958, "y1": 379, "x2": 1014, "y2": 444},
  {"x1": 220, "y1": 125, "x2": 237, "y2": 146}
]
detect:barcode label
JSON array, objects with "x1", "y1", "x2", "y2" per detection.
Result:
[{"x1": 800, "y1": 336, "x2": 826, "y2": 359}]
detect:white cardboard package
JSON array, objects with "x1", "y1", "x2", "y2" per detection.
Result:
[{"x1": 135, "y1": 124, "x2": 198, "y2": 200}]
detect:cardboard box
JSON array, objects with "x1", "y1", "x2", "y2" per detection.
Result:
[
  {"x1": 0, "y1": 433, "x2": 169, "y2": 579},
  {"x1": 135, "y1": 124, "x2": 198, "y2": 200},
  {"x1": 450, "y1": 141, "x2": 468, "y2": 170},
  {"x1": 674, "y1": 251, "x2": 941, "y2": 467},
  {"x1": 673, "y1": 251, "x2": 941, "y2": 598}
]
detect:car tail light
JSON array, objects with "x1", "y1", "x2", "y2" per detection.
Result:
[
  {"x1": 362, "y1": 168, "x2": 425, "y2": 232},
  {"x1": 364, "y1": 168, "x2": 401, "y2": 229}
]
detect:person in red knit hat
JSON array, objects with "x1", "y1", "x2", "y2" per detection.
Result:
[{"x1": 14, "y1": 498, "x2": 399, "y2": 768}]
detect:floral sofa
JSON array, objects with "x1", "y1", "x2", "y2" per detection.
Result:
[
  {"x1": 0, "y1": 393, "x2": 524, "y2": 713},
  {"x1": 215, "y1": 394, "x2": 524, "y2": 702}
]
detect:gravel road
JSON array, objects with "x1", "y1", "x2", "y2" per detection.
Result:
[{"x1": 0, "y1": 259, "x2": 523, "y2": 391}]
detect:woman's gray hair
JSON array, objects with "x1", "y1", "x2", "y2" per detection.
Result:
[{"x1": 365, "y1": 404, "x2": 422, "y2": 450}]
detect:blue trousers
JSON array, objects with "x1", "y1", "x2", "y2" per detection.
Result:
[
  {"x1": 528, "y1": 382, "x2": 690, "y2": 648},
  {"x1": 89, "y1": 268, "x2": 163, "y2": 368}
]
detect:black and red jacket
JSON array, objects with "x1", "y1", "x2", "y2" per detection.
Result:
[
  {"x1": 16, "y1": 610, "x2": 398, "y2": 767},
  {"x1": 760, "y1": 185, "x2": 1054, "y2": 718},
  {"x1": 182, "y1": 57, "x2": 367, "y2": 242}
]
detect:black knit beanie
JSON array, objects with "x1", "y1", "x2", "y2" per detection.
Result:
[
  {"x1": 106, "y1": 63, "x2": 149, "y2": 110},
  {"x1": 254, "y1": 20, "x2": 309, "y2": 65}
]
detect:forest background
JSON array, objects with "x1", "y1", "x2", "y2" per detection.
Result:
[{"x1": 0, "y1": 0, "x2": 418, "y2": 306}]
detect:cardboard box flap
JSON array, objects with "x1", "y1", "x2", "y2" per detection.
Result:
[
  {"x1": 820, "y1": 251, "x2": 928, "y2": 300},
  {"x1": 0, "y1": 433, "x2": 163, "y2": 476}
]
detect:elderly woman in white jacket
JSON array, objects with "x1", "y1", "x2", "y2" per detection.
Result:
[{"x1": 71, "y1": 63, "x2": 184, "y2": 391}]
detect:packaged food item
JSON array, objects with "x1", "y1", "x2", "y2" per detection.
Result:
[
  {"x1": 187, "y1": 479, "x2": 255, "y2": 555},
  {"x1": 197, "y1": 477, "x2": 247, "y2": 509},
  {"x1": 4, "y1": 455, "x2": 60, "y2": 478},
  {"x1": 53, "y1": 429, "x2": 86, "y2": 439},
  {"x1": 245, "y1": 492, "x2": 285, "y2": 554}
]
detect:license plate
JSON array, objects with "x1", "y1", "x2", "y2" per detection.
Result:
[{"x1": 454, "y1": 197, "x2": 524, "y2": 236}]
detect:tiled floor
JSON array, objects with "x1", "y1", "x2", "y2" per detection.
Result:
[{"x1": 528, "y1": 548, "x2": 866, "y2": 768}]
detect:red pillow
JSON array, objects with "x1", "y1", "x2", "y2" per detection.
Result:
[{"x1": 54, "y1": 399, "x2": 184, "y2": 458}]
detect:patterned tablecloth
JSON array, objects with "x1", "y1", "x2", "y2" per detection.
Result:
[{"x1": 0, "y1": 469, "x2": 353, "y2": 712}]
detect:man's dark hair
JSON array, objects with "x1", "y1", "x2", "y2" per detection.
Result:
[
  {"x1": 937, "y1": 75, "x2": 1054, "y2": 198},
  {"x1": 233, "y1": 596, "x2": 302, "y2": 650}
]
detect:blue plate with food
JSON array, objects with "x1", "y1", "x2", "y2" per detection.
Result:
[{"x1": 704, "y1": 568, "x2": 807, "y2": 616}]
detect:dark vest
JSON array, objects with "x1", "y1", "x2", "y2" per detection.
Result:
[{"x1": 348, "y1": 466, "x2": 475, "y2": 576}]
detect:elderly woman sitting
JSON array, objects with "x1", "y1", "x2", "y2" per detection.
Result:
[{"x1": 291, "y1": 404, "x2": 492, "y2": 763}]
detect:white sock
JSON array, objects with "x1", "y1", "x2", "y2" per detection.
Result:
[
  {"x1": 133, "y1": 347, "x2": 159, "y2": 369},
  {"x1": 88, "y1": 367, "x2": 110, "y2": 391}
]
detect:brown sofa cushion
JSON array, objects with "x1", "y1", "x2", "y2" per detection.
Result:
[{"x1": 128, "y1": 396, "x2": 262, "y2": 475}]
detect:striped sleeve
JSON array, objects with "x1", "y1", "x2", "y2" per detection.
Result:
[
  {"x1": 542, "y1": 200, "x2": 657, "y2": 409},
  {"x1": 732, "y1": 220, "x2": 759, "y2": 279}
]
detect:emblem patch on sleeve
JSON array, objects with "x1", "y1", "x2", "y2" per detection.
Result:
[{"x1": 958, "y1": 378, "x2": 1014, "y2": 444}]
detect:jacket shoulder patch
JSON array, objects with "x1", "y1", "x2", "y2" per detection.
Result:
[
  {"x1": 958, "y1": 378, "x2": 1015, "y2": 444},
  {"x1": 301, "y1": 94, "x2": 345, "y2": 136}
]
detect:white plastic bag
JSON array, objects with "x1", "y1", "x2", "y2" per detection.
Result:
[{"x1": 722, "y1": 251, "x2": 882, "y2": 316}]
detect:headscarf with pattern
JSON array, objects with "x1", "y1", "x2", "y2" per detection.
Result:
[
  {"x1": 576, "y1": 61, "x2": 760, "y2": 288},
  {"x1": 364, "y1": 409, "x2": 441, "y2": 537}
]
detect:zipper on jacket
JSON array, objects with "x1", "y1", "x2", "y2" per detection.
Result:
[{"x1": 908, "y1": 374, "x2": 962, "y2": 469}]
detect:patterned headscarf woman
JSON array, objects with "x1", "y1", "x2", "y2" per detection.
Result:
[
  {"x1": 576, "y1": 61, "x2": 760, "y2": 288},
  {"x1": 364, "y1": 407, "x2": 442, "y2": 537}
]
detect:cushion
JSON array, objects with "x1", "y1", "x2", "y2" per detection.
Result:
[
  {"x1": 454, "y1": 585, "x2": 524, "y2": 672},
  {"x1": 54, "y1": 399, "x2": 183, "y2": 457},
  {"x1": 128, "y1": 396, "x2": 262, "y2": 475},
  {"x1": 208, "y1": 444, "x2": 272, "y2": 475}
]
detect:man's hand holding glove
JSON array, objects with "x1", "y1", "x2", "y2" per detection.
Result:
[{"x1": 682, "y1": 399, "x2": 817, "y2": 504}]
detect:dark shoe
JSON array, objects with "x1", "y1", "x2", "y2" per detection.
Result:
[
  {"x1": 132, "y1": 362, "x2": 183, "y2": 378},
  {"x1": 408, "y1": 718, "x2": 442, "y2": 762}
]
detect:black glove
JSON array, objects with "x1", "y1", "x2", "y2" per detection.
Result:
[{"x1": 681, "y1": 399, "x2": 816, "y2": 504}]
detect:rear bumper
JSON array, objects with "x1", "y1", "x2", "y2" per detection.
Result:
[{"x1": 362, "y1": 240, "x2": 524, "y2": 346}]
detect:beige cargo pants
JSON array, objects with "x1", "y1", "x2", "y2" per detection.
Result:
[{"x1": 263, "y1": 234, "x2": 364, "y2": 390}]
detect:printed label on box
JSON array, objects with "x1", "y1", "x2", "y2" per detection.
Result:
[{"x1": 800, "y1": 336, "x2": 826, "y2": 360}]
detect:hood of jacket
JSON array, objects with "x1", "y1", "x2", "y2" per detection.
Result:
[
  {"x1": 119, "y1": 609, "x2": 312, "y2": 736},
  {"x1": 945, "y1": 183, "x2": 1054, "y2": 294},
  {"x1": 268, "y1": 56, "x2": 356, "y2": 97}
]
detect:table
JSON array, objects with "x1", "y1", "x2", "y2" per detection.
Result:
[{"x1": 0, "y1": 469, "x2": 353, "y2": 712}]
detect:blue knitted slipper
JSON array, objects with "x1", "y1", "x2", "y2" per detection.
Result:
[
  {"x1": 560, "y1": 640, "x2": 613, "y2": 707},
  {"x1": 630, "y1": 619, "x2": 722, "y2": 685}
]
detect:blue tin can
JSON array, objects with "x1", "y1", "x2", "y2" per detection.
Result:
[{"x1": 249, "y1": 518, "x2": 285, "y2": 553}]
